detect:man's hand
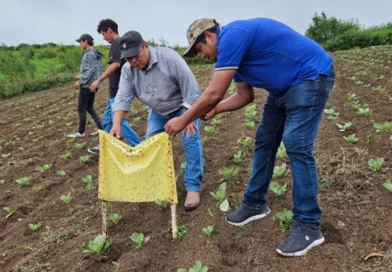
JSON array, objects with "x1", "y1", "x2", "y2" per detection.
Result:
[
  {"x1": 165, "y1": 116, "x2": 187, "y2": 137},
  {"x1": 74, "y1": 81, "x2": 81, "y2": 89},
  {"x1": 203, "y1": 107, "x2": 217, "y2": 121},
  {"x1": 182, "y1": 121, "x2": 198, "y2": 137},
  {"x1": 110, "y1": 124, "x2": 122, "y2": 139},
  {"x1": 90, "y1": 80, "x2": 100, "y2": 93}
]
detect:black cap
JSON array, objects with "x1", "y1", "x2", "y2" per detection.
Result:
[
  {"x1": 76, "y1": 33, "x2": 94, "y2": 43},
  {"x1": 119, "y1": 31, "x2": 144, "y2": 59}
]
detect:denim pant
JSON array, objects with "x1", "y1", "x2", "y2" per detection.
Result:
[
  {"x1": 146, "y1": 108, "x2": 204, "y2": 192},
  {"x1": 242, "y1": 68, "x2": 335, "y2": 225},
  {"x1": 103, "y1": 98, "x2": 142, "y2": 146},
  {"x1": 77, "y1": 88, "x2": 102, "y2": 134}
]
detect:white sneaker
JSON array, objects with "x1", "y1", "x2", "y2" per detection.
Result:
[
  {"x1": 90, "y1": 130, "x2": 99, "y2": 136},
  {"x1": 87, "y1": 146, "x2": 100, "y2": 154},
  {"x1": 67, "y1": 132, "x2": 85, "y2": 138}
]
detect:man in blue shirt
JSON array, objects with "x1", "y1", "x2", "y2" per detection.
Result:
[{"x1": 165, "y1": 18, "x2": 335, "y2": 256}]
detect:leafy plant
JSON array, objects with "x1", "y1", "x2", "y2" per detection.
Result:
[
  {"x1": 83, "y1": 234, "x2": 112, "y2": 256},
  {"x1": 1, "y1": 153, "x2": 11, "y2": 159},
  {"x1": 180, "y1": 162, "x2": 186, "y2": 174},
  {"x1": 155, "y1": 200, "x2": 169, "y2": 208},
  {"x1": 269, "y1": 181, "x2": 288, "y2": 197},
  {"x1": 275, "y1": 208, "x2": 293, "y2": 232},
  {"x1": 107, "y1": 213, "x2": 122, "y2": 225},
  {"x1": 4, "y1": 207, "x2": 15, "y2": 218},
  {"x1": 384, "y1": 180, "x2": 392, "y2": 192},
  {"x1": 210, "y1": 182, "x2": 230, "y2": 212},
  {"x1": 201, "y1": 136, "x2": 208, "y2": 145},
  {"x1": 202, "y1": 225, "x2": 214, "y2": 237},
  {"x1": 32, "y1": 186, "x2": 42, "y2": 192},
  {"x1": 130, "y1": 232, "x2": 150, "y2": 248},
  {"x1": 75, "y1": 142, "x2": 87, "y2": 149},
  {"x1": 324, "y1": 108, "x2": 339, "y2": 120},
  {"x1": 204, "y1": 126, "x2": 215, "y2": 133},
  {"x1": 273, "y1": 163, "x2": 287, "y2": 178},
  {"x1": 82, "y1": 175, "x2": 94, "y2": 191},
  {"x1": 60, "y1": 192, "x2": 72, "y2": 205},
  {"x1": 219, "y1": 167, "x2": 240, "y2": 181},
  {"x1": 368, "y1": 158, "x2": 384, "y2": 171},
  {"x1": 233, "y1": 151, "x2": 244, "y2": 164},
  {"x1": 28, "y1": 222, "x2": 43, "y2": 231},
  {"x1": 244, "y1": 120, "x2": 255, "y2": 130},
  {"x1": 276, "y1": 142, "x2": 287, "y2": 159},
  {"x1": 59, "y1": 152, "x2": 72, "y2": 159},
  {"x1": 356, "y1": 107, "x2": 372, "y2": 116},
  {"x1": 346, "y1": 92, "x2": 357, "y2": 102},
  {"x1": 177, "y1": 224, "x2": 188, "y2": 239},
  {"x1": 178, "y1": 261, "x2": 208, "y2": 272},
  {"x1": 244, "y1": 104, "x2": 257, "y2": 118},
  {"x1": 36, "y1": 163, "x2": 52, "y2": 173},
  {"x1": 16, "y1": 176, "x2": 31, "y2": 185},
  {"x1": 344, "y1": 134, "x2": 359, "y2": 143},
  {"x1": 336, "y1": 122, "x2": 352, "y2": 132},
  {"x1": 373, "y1": 122, "x2": 392, "y2": 133},
  {"x1": 57, "y1": 170, "x2": 66, "y2": 177},
  {"x1": 237, "y1": 136, "x2": 253, "y2": 150},
  {"x1": 0, "y1": 180, "x2": 5, "y2": 185},
  {"x1": 80, "y1": 155, "x2": 90, "y2": 164}
]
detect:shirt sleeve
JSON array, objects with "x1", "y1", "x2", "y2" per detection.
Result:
[
  {"x1": 112, "y1": 65, "x2": 136, "y2": 112},
  {"x1": 215, "y1": 28, "x2": 252, "y2": 71},
  {"x1": 170, "y1": 52, "x2": 201, "y2": 109},
  {"x1": 109, "y1": 39, "x2": 121, "y2": 64}
]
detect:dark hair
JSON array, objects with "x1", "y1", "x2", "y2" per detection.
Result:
[
  {"x1": 195, "y1": 25, "x2": 218, "y2": 44},
  {"x1": 97, "y1": 19, "x2": 118, "y2": 34},
  {"x1": 86, "y1": 39, "x2": 94, "y2": 46}
]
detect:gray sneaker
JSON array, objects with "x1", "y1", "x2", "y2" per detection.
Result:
[
  {"x1": 276, "y1": 220, "x2": 324, "y2": 257},
  {"x1": 225, "y1": 204, "x2": 271, "y2": 227},
  {"x1": 87, "y1": 146, "x2": 99, "y2": 154}
]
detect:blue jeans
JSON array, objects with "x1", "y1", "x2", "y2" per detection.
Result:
[
  {"x1": 103, "y1": 98, "x2": 142, "y2": 146},
  {"x1": 146, "y1": 108, "x2": 204, "y2": 192},
  {"x1": 242, "y1": 68, "x2": 335, "y2": 225}
]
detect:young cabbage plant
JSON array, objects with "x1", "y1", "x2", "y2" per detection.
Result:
[
  {"x1": 202, "y1": 225, "x2": 214, "y2": 237},
  {"x1": 178, "y1": 261, "x2": 208, "y2": 272},
  {"x1": 210, "y1": 182, "x2": 230, "y2": 212},
  {"x1": 130, "y1": 232, "x2": 150, "y2": 248},
  {"x1": 275, "y1": 208, "x2": 293, "y2": 232},
  {"x1": 269, "y1": 181, "x2": 288, "y2": 198},
  {"x1": 107, "y1": 213, "x2": 122, "y2": 225},
  {"x1": 83, "y1": 234, "x2": 112, "y2": 256}
]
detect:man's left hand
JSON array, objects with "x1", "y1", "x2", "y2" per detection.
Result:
[
  {"x1": 182, "y1": 121, "x2": 198, "y2": 137},
  {"x1": 165, "y1": 117, "x2": 187, "y2": 137}
]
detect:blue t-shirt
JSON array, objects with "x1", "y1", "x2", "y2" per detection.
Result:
[{"x1": 215, "y1": 18, "x2": 333, "y2": 94}]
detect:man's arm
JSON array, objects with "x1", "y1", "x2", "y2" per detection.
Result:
[
  {"x1": 79, "y1": 53, "x2": 95, "y2": 86},
  {"x1": 90, "y1": 62, "x2": 120, "y2": 91},
  {"x1": 211, "y1": 82, "x2": 254, "y2": 115}
]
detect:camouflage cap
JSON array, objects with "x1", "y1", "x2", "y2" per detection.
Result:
[{"x1": 184, "y1": 18, "x2": 218, "y2": 58}]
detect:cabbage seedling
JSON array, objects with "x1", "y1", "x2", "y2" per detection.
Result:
[
  {"x1": 76, "y1": 142, "x2": 87, "y2": 149},
  {"x1": 155, "y1": 200, "x2": 169, "y2": 208},
  {"x1": 368, "y1": 158, "x2": 384, "y2": 171},
  {"x1": 130, "y1": 232, "x2": 150, "y2": 248},
  {"x1": 210, "y1": 182, "x2": 230, "y2": 212},
  {"x1": 80, "y1": 155, "x2": 90, "y2": 164},
  {"x1": 58, "y1": 170, "x2": 66, "y2": 177},
  {"x1": 275, "y1": 208, "x2": 293, "y2": 232},
  {"x1": 83, "y1": 234, "x2": 112, "y2": 256},
  {"x1": 60, "y1": 192, "x2": 72, "y2": 205},
  {"x1": 269, "y1": 181, "x2": 288, "y2": 197},
  {"x1": 384, "y1": 180, "x2": 392, "y2": 193},
  {"x1": 16, "y1": 176, "x2": 31, "y2": 185},
  {"x1": 36, "y1": 164, "x2": 52, "y2": 173},
  {"x1": 336, "y1": 122, "x2": 352, "y2": 132},
  {"x1": 233, "y1": 151, "x2": 244, "y2": 164},
  {"x1": 219, "y1": 167, "x2": 240, "y2": 181},
  {"x1": 273, "y1": 163, "x2": 287, "y2": 178},
  {"x1": 344, "y1": 134, "x2": 359, "y2": 144},
  {"x1": 28, "y1": 222, "x2": 43, "y2": 231},
  {"x1": 3, "y1": 207, "x2": 15, "y2": 218},
  {"x1": 178, "y1": 261, "x2": 208, "y2": 272},
  {"x1": 59, "y1": 152, "x2": 72, "y2": 159},
  {"x1": 107, "y1": 213, "x2": 121, "y2": 225},
  {"x1": 202, "y1": 225, "x2": 214, "y2": 237}
]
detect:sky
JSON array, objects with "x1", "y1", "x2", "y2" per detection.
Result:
[{"x1": 0, "y1": 0, "x2": 391, "y2": 46}]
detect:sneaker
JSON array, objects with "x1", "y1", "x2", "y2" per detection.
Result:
[
  {"x1": 67, "y1": 132, "x2": 85, "y2": 138},
  {"x1": 87, "y1": 146, "x2": 100, "y2": 154},
  {"x1": 276, "y1": 220, "x2": 325, "y2": 257},
  {"x1": 90, "y1": 130, "x2": 99, "y2": 136},
  {"x1": 225, "y1": 204, "x2": 271, "y2": 227}
]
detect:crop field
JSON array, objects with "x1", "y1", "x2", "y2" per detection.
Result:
[{"x1": 0, "y1": 46, "x2": 391, "y2": 272}]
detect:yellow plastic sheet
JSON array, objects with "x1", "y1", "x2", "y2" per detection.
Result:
[{"x1": 98, "y1": 131, "x2": 178, "y2": 204}]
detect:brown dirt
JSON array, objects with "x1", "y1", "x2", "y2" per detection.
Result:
[{"x1": 0, "y1": 47, "x2": 392, "y2": 272}]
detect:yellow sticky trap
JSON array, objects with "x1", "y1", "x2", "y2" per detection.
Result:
[{"x1": 98, "y1": 131, "x2": 178, "y2": 204}]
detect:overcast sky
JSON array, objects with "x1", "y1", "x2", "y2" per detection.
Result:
[{"x1": 1, "y1": 0, "x2": 391, "y2": 46}]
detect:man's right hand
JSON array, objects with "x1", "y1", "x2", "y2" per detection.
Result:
[
  {"x1": 90, "y1": 80, "x2": 100, "y2": 92},
  {"x1": 110, "y1": 124, "x2": 122, "y2": 139},
  {"x1": 203, "y1": 107, "x2": 217, "y2": 121}
]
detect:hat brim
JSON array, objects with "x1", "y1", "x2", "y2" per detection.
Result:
[
  {"x1": 76, "y1": 39, "x2": 82, "y2": 42},
  {"x1": 121, "y1": 46, "x2": 140, "y2": 59},
  {"x1": 184, "y1": 40, "x2": 198, "y2": 58}
]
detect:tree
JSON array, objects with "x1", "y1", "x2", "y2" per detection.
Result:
[{"x1": 305, "y1": 12, "x2": 360, "y2": 45}]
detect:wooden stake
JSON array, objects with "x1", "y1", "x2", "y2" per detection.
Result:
[
  {"x1": 102, "y1": 201, "x2": 108, "y2": 237},
  {"x1": 171, "y1": 204, "x2": 178, "y2": 239}
]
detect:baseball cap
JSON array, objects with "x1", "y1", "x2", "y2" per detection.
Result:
[
  {"x1": 184, "y1": 18, "x2": 218, "y2": 58},
  {"x1": 76, "y1": 33, "x2": 94, "y2": 43},
  {"x1": 119, "y1": 31, "x2": 144, "y2": 59}
]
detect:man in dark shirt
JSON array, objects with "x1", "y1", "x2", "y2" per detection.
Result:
[{"x1": 88, "y1": 19, "x2": 141, "y2": 154}]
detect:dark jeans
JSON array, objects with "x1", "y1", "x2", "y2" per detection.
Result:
[
  {"x1": 242, "y1": 67, "x2": 335, "y2": 225},
  {"x1": 77, "y1": 88, "x2": 102, "y2": 134}
]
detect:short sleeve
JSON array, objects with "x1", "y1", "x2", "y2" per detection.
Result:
[
  {"x1": 109, "y1": 39, "x2": 121, "y2": 64},
  {"x1": 215, "y1": 28, "x2": 252, "y2": 71}
]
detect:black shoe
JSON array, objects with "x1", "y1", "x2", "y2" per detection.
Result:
[
  {"x1": 276, "y1": 220, "x2": 324, "y2": 257},
  {"x1": 225, "y1": 204, "x2": 271, "y2": 227}
]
